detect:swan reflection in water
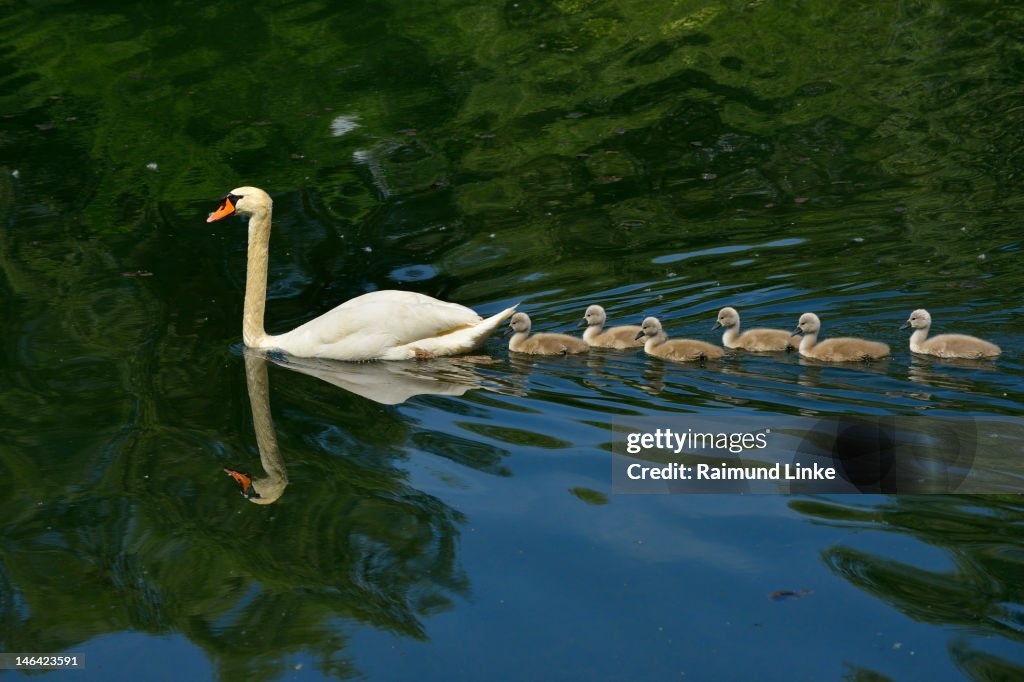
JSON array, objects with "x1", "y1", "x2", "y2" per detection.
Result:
[
  {"x1": 907, "y1": 353, "x2": 999, "y2": 386},
  {"x1": 224, "y1": 350, "x2": 289, "y2": 504},
  {"x1": 224, "y1": 349, "x2": 497, "y2": 502},
  {"x1": 263, "y1": 350, "x2": 493, "y2": 405}
]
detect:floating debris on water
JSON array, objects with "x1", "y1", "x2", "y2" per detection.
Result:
[
  {"x1": 769, "y1": 589, "x2": 812, "y2": 602},
  {"x1": 569, "y1": 487, "x2": 609, "y2": 505}
]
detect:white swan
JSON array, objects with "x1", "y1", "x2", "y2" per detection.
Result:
[
  {"x1": 794, "y1": 313, "x2": 889, "y2": 362},
  {"x1": 636, "y1": 317, "x2": 724, "y2": 362},
  {"x1": 208, "y1": 187, "x2": 516, "y2": 360},
  {"x1": 713, "y1": 306, "x2": 799, "y2": 352},
  {"x1": 901, "y1": 309, "x2": 1000, "y2": 359},
  {"x1": 580, "y1": 304, "x2": 644, "y2": 349},
  {"x1": 507, "y1": 312, "x2": 590, "y2": 355}
]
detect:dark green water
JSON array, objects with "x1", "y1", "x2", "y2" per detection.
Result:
[{"x1": 2, "y1": 1, "x2": 1024, "y2": 680}]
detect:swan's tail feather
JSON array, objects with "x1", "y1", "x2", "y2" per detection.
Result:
[
  {"x1": 478, "y1": 304, "x2": 519, "y2": 333},
  {"x1": 390, "y1": 304, "x2": 518, "y2": 359}
]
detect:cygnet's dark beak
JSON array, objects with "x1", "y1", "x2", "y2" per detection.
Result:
[
  {"x1": 793, "y1": 327, "x2": 803, "y2": 335},
  {"x1": 503, "y1": 326, "x2": 515, "y2": 338},
  {"x1": 712, "y1": 321, "x2": 722, "y2": 330},
  {"x1": 899, "y1": 320, "x2": 910, "y2": 330},
  {"x1": 578, "y1": 318, "x2": 589, "y2": 328},
  {"x1": 634, "y1": 330, "x2": 646, "y2": 340}
]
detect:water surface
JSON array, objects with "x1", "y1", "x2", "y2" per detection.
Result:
[{"x1": 2, "y1": 1, "x2": 1024, "y2": 680}]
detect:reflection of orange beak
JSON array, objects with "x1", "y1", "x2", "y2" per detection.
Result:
[
  {"x1": 224, "y1": 468, "x2": 257, "y2": 498},
  {"x1": 207, "y1": 196, "x2": 236, "y2": 223}
]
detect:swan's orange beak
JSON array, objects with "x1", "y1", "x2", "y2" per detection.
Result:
[
  {"x1": 207, "y1": 196, "x2": 237, "y2": 223},
  {"x1": 224, "y1": 468, "x2": 259, "y2": 498}
]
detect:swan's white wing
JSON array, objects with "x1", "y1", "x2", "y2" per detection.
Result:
[
  {"x1": 335, "y1": 290, "x2": 482, "y2": 327},
  {"x1": 272, "y1": 290, "x2": 484, "y2": 360}
]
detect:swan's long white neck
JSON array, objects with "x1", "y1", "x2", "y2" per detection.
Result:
[
  {"x1": 909, "y1": 326, "x2": 930, "y2": 352},
  {"x1": 244, "y1": 208, "x2": 272, "y2": 347},
  {"x1": 583, "y1": 324, "x2": 603, "y2": 341}
]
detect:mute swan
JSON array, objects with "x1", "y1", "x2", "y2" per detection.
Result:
[
  {"x1": 507, "y1": 312, "x2": 590, "y2": 355},
  {"x1": 580, "y1": 304, "x2": 644, "y2": 349},
  {"x1": 636, "y1": 317, "x2": 724, "y2": 362},
  {"x1": 794, "y1": 313, "x2": 889, "y2": 362},
  {"x1": 713, "y1": 306, "x2": 799, "y2": 351},
  {"x1": 901, "y1": 309, "x2": 1000, "y2": 359},
  {"x1": 207, "y1": 187, "x2": 516, "y2": 361}
]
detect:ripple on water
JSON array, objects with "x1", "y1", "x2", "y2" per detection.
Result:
[{"x1": 389, "y1": 264, "x2": 439, "y2": 283}]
